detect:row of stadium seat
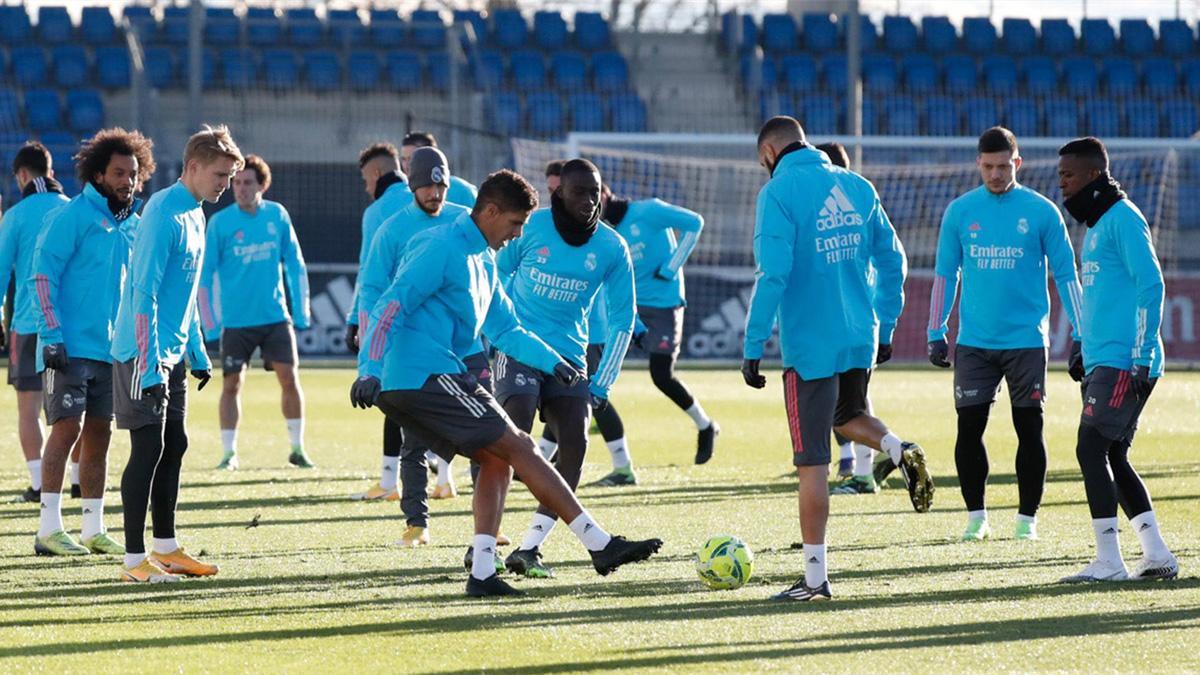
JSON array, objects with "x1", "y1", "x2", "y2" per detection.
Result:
[
  {"x1": 0, "y1": 89, "x2": 104, "y2": 135},
  {"x1": 487, "y1": 92, "x2": 647, "y2": 137}
]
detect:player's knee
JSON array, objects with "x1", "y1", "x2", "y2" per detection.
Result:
[
  {"x1": 956, "y1": 403, "x2": 990, "y2": 433},
  {"x1": 50, "y1": 416, "x2": 84, "y2": 443},
  {"x1": 222, "y1": 372, "x2": 244, "y2": 394},
  {"x1": 275, "y1": 365, "x2": 299, "y2": 389},
  {"x1": 648, "y1": 355, "x2": 674, "y2": 388}
]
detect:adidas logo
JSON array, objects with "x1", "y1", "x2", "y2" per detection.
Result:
[
  {"x1": 808, "y1": 556, "x2": 820, "y2": 563},
  {"x1": 1139, "y1": 523, "x2": 1151, "y2": 532},
  {"x1": 83, "y1": 509, "x2": 93, "y2": 514},
  {"x1": 533, "y1": 524, "x2": 545, "y2": 531},
  {"x1": 483, "y1": 547, "x2": 494, "y2": 554},
  {"x1": 692, "y1": 285, "x2": 780, "y2": 358},
  {"x1": 383, "y1": 466, "x2": 394, "y2": 472},
  {"x1": 583, "y1": 523, "x2": 593, "y2": 533},
  {"x1": 301, "y1": 273, "x2": 357, "y2": 355},
  {"x1": 1103, "y1": 527, "x2": 1118, "y2": 535},
  {"x1": 816, "y1": 185, "x2": 864, "y2": 231}
]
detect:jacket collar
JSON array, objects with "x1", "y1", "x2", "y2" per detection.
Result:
[
  {"x1": 457, "y1": 211, "x2": 490, "y2": 253},
  {"x1": 772, "y1": 141, "x2": 823, "y2": 176}
]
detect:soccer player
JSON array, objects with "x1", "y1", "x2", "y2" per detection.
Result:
[
  {"x1": 743, "y1": 117, "x2": 933, "y2": 601},
  {"x1": 544, "y1": 159, "x2": 563, "y2": 193},
  {"x1": 1056, "y1": 137, "x2": 1177, "y2": 583},
  {"x1": 927, "y1": 127, "x2": 1083, "y2": 542},
  {"x1": 352, "y1": 169, "x2": 661, "y2": 597},
  {"x1": 199, "y1": 154, "x2": 313, "y2": 471},
  {"x1": 495, "y1": 159, "x2": 637, "y2": 579},
  {"x1": 0, "y1": 142, "x2": 67, "y2": 503},
  {"x1": 112, "y1": 125, "x2": 242, "y2": 583},
  {"x1": 400, "y1": 131, "x2": 477, "y2": 207},
  {"x1": 30, "y1": 128, "x2": 155, "y2": 556}
]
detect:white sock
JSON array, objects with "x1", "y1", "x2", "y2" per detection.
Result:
[
  {"x1": 520, "y1": 513, "x2": 558, "y2": 550},
  {"x1": 27, "y1": 459, "x2": 42, "y2": 491},
  {"x1": 80, "y1": 498, "x2": 105, "y2": 540},
  {"x1": 1092, "y1": 517, "x2": 1123, "y2": 565},
  {"x1": 853, "y1": 443, "x2": 874, "y2": 478},
  {"x1": 220, "y1": 429, "x2": 237, "y2": 454},
  {"x1": 152, "y1": 537, "x2": 179, "y2": 554},
  {"x1": 436, "y1": 457, "x2": 452, "y2": 486},
  {"x1": 69, "y1": 460, "x2": 79, "y2": 487},
  {"x1": 606, "y1": 438, "x2": 632, "y2": 470},
  {"x1": 880, "y1": 432, "x2": 904, "y2": 466},
  {"x1": 380, "y1": 455, "x2": 399, "y2": 491},
  {"x1": 1016, "y1": 513, "x2": 1036, "y2": 524},
  {"x1": 124, "y1": 552, "x2": 147, "y2": 568},
  {"x1": 471, "y1": 534, "x2": 498, "y2": 580},
  {"x1": 685, "y1": 402, "x2": 712, "y2": 430},
  {"x1": 838, "y1": 442, "x2": 853, "y2": 461},
  {"x1": 968, "y1": 509, "x2": 987, "y2": 522},
  {"x1": 286, "y1": 418, "x2": 304, "y2": 450},
  {"x1": 1130, "y1": 511, "x2": 1171, "y2": 559},
  {"x1": 537, "y1": 437, "x2": 558, "y2": 460},
  {"x1": 568, "y1": 511, "x2": 612, "y2": 552},
  {"x1": 803, "y1": 543, "x2": 828, "y2": 586},
  {"x1": 38, "y1": 491, "x2": 63, "y2": 537}
]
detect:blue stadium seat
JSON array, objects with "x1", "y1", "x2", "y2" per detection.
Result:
[
  {"x1": 736, "y1": 15, "x2": 759, "y2": 54},
  {"x1": 328, "y1": 9, "x2": 367, "y2": 46},
  {"x1": 246, "y1": 8, "x2": 282, "y2": 47},
  {"x1": 962, "y1": 97, "x2": 998, "y2": 135},
  {"x1": 568, "y1": 92, "x2": 606, "y2": 131},
  {"x1": 1001, "y1": 18, "x2": 1036, "y2": 54},
  {"x1": 346, "y1": 50, "x2": 380, "y2": 91},
  {"x1": 882, "y1": 16, "x2": 918, "y2": 52},
  {"x1": 741, "y1": 55, "x2": 775, "y2": 91},
  {"x1": 761, "y1": 94, "x2": 797, "y2": 122},
  {"x1": 427, "y1": 57, "x2": 450, "y2": 91},
  {"x1": 1160, "y1": 20, "x2": 1195, "y2": 57},
  {"x1": 80, "y1": 7, "x2": 115, "y2": 45},
  {"x1": 122, "y1": 5, "x2": 156, "y2": 43},
  {"x1": 473, "y1": 51, "x2": 505, "y2": 89},
  {"x1": 593, "y1": 51, "x2": 629, "y2": 92},
  {"x1": 51, "y1": 46, "x2": 88, "y2": 88},
  {"x1": 38, "y1": 6, "x2": 74, "y2": 45},
  {"x1": 534, "y1": 11, "x2": 568, "y2": 50},
  {"x1": 410, "y1": 10, "x2": 447, "y2": 49},
  {"x1": 24, "y1": 90, "x2": 61, "y2": 132},
  {"x1": 263, "y1": 49, "x2": 299, "y2": 89},
  {"x1": 1040, "y1": 19, "x2": 1075, "y2": 56},
  {"x1": 858, "y1": 15, "x2": 878, "y2": 51},
  {"x1": 944, "y1": 54, "x2": 978, "y2": 93},
  {"x1": 962, "y1": 17, "x2": 998, "y2": 54},
  {"x1": 385, "y1": 51, "x2": 422, "y2": 90},
  {"x1": 512, "y1": 51, "x2": 546, "y2": 91},
  {"x1": 1118, "y1": 19, "x2": 1154, "y2": 57},
  {"x1": 1102, "y1": 57, "x2": 1137, "y2": 95},
  {"x1": 1123, "y1": 99, "x2": 1160, "y2": 137},
  {"x1": 802, "y1": 96, "x2": 838, "y2": 134},
  {"x1": 611, "y1": 94, "x2": 647, "y2": 132},
  {"x1": 304, "y1": 50, "x2": 340, "y2": 91},
  {"x1": 0, "y1": 92, "x2": 21, "y2": 131},
  {"x1": 12, "y1": 47, "x2": 47, "y2": 88},
  {"x1": 452, "y1": 10, "x2": 486, "y2": 44},
  {"x1": 1183, "y1": 58, "x2": 1200, "y2": 94},
  {"x1": 884, "y1": 96, "x2": 919, "y2": 135},
  {"x1": 551, "y1": 52, "x2": 588, "y2": 91},
  {"x1": 205, "y1": 7, "x2": 240, "y2": 45},
  {"x1": 1062, "y1": 56, "x2": 1098, "y2": 96},
  {"x1": 761, "y1": 13, "x2": 797, "y2": 53},
  {"x1": 287, "y1": 9, "x2": 323, "y2": 47},
  {"x1": 95, "y1": 47, "x2": 130, "y2": 88},
  {"x1": 162, "y1": 6, "x2": 189, "y2": 44},
  {"x1": 65, "y1": 89, "x2": 103, "y2": 134},
  {"x1": 1143, "y1": 58, "x2": 1179, "y2": 96},
  {"x1": 901, "y1": 53, "x2": 938, "y2": 92},
  {"x1": 860, "y1": 99, "x2": 880, "y2": 134},
  {"x1": 575, "y1": 12, "x2": 610, "y2": 50},
  {"x1": 144, "y1": 47, "x2": 177, "y2": 88},
  {"x1": 1003, "y1": 97, "x2": 1039, "y2": 136},
  {"x1": 801, "y1": 13, "x2": 837, "y2": 52},
  {"x1": 181, "y1": 49, "x2": 217, "y2": 89},
  {"x1": 1081, "y1": 19, "x2": 1116, "y2": 56},
  {"x1": 527, "y1": 92, "x2": 564, "y2": 137},
  {"x1": 492, "y1": 9, "x2": 528, "y2": 50},
  {"x1": 821, "y1": 54, "x2": 847, "y2": 91},
  {"x1": 925, "y1": 95, "x2": 957, "y2": 136},
  {"x1": 1083, "y1": 99, "x2": 1120, "y2": 136},
  {"x1": 921, "y1": 16, "x2": 957, "y2": 54},
  {"x1": 370, "y1": 10, "x2": 406, "y2": 47},
  {"x1": 780, "y1": 54, "x2": 818, "y2": 91},
  {"x1": 0, "y1": 6, "x2": 33, "y2": 44},
  {"x1": 982, "y1": 55, "x2": 1017, "y2": 93},
  {"x1": 1022, "y1": 56, "x2": 1058, "y2": 95},
  {"x1": 489, "y1": 92, "x2": 521, "y2": 135},
  {"x1": 1164, "y1": 99, "x2": 1199, "y2": 136},
  {"x1": 863, "y1": 53, "x2": 897, "y2": 91},
  {"x1": 1044, "y1": 98, "x2": 1078, "y2": 136}
]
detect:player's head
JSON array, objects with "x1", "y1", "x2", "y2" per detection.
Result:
[
  {"x1": 408, "y1": 146, "x2": 450, "y2": 216},
  {"x1": 183, "y1": 124, "x2": 243, "y2": 203},
  {"x1": 816, "y1": 142, "x2": 849, "y2": 169},
  {"x1": 556, "y1": 159, "x2": 602, "y2": 225},
  {"x1": 11, "y1": 141, "x2": 52, "y2": 190},
  {"x1": 472, "y1": 169, "x2": 539, "y2": 249},
  {"x1": 76, "y1": 127, "x2": 156, "y2": 207},
  {"x1": 756, "y1": 116, "x2": 806, "y2": 176},
  {"x1": 233, "y1": 154, "x2": 271, "y2": 210},
  {"x1": 976, "y1": 126, "x2": 1021, "y2": 194},
  {"x1": 1057, "y1": 136, "x2": 1109, "y2": 200},
  {"x1": 358, "y1": 142, "x2": 401, "y2": 198},
  {"x1": 544, "y1": 159, "x2": 566, "y2": 193},
  {"x1": 401, "y1": 131, "x2": 438, "y2": 175}
]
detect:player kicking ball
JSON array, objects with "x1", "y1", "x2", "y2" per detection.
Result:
[{"x1": 352, "y1": 170, "x2": 660, "y2": 597}]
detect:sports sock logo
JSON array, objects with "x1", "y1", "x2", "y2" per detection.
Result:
[
  {"x1": 807, "y1": 556, "x2": 820, "y2": 563},
  {"x1": 1103, "y1": 527, "x2": 1117, "y2": 535},
  {"x1": 1139, "y1": 523, "x2": 1151, "y2": 532}
]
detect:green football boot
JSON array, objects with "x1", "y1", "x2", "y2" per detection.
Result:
[
  {"x1": 216, "y1": 451, "x2": 239, "y2": 471},
  {"x1": 288, "y1": 448, "x2": 316, "y2": 469},
  {"x1": 961, "y1": 517, "x2": 991, "y2": 542},
  {"x1": 1014, "y1": 519, "x2": 1039, "y2": 541},
  {"x1": 34, "y1": 530, "x2": 90, "y2": 556},
  {"x1": 82, "y1": 531, "x2": 126, "y2": 555},
  {"x1": 591, "y1": 466, "x2": 637, "y2": 487},
  {"x1": 830, "y1": 475, "x2": 879, "y2": 495}
]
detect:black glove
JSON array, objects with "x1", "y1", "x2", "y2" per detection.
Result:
[
  {"x1": 0, "y1": 328, "x2": 6, "y2": 351},
  {"x1": 876, "y1": 343, "x2": 893, "y2": 365},
  {"x1": 590, "y1": 392, "x2": 609, "y2": 412},
  {"x1": 1130, "y1": 364, "x2": 1154, "y2": 401},
  {"x1": 43, "y1": 342, "x2": 69, "y2": 371},
  {"x1": 928, "y1": 338, "x2": 951, "y2": 369},
  {"x1": 1067, "y1": 340, "x2": 1085, "y2": 382},
  {"x1": 191, "y1": 368, "x2": 212, "y2": 391},
  {"x1": 344, "y1": 323, "x2": 359, "y2": 355},
  {"x1": 632, "y1": 329, "x2": 647, "y2": 351},
  {"x1": 741, "y1": 358, "x2": 766, "y2": 389},
  {"x1": 350, "y1": 375, "x2": 381, "y2": 409},
  {"x1": 141, "y1": 382, "x2": 167, "y2": 405},
  {"x1": 552, "y1": 362, "x2": 585, "y2": 387}
]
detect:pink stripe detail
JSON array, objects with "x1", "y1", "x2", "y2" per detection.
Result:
[
  {"x1": 135, "y1": 314, "x2": 149, "y2": 374},
  {"x1": 928, "y1": 275, "x2": 944, "y2": 331},
  {"x1": 358, "y1": 310, "x2": 369, "y2": 334},
  {"x1": 34, "y1": 276, "x2": 60, "y2": 330},
  {"x1": 368, "y1": 301, "x2": 400, "y2": 361},
  {"x1": 198, "y1": 288, "x2": 215, "y2": 329},
  {"x1": 1110, "y1": 371, "x2": 1129, "y2": 408},
  {"x1": 785, "y1": 370, "x2": 804, "y2": 456}
]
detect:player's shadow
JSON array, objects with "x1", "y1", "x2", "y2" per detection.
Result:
[
  {"x1": 913, "y1": 464, "x2": 1200, "y2": 490},
  {"x1": 179, "y1": 474, "x2": 367, "y2": 490}
]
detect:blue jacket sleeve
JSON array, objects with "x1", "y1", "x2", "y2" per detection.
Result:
[
  {"x1": 30, "y1": 209, "x2": 76, "y2": 346},
  {"x1": 1114, "y1": 212, "x2": 1165, "y2": 368},
  {"x1": 197, "y1": 217, "x2": 221, "y2": 335},
  {"x1": 590, "y1": 244, "x2": 636, "y2": 397},
  {"x1": 743, "y1": 185, "x2": 795, "y2": 360},
  {"x1": 280, "y1": 208, "x2": 311, "y2": 330},
  {"x1": 928, "y1": 203, "x2": 962, "y2": 342},
  {"x1": 867, "y1": 192, "x2": 906, "y2": 345},
  {"x1": 1041, "y1": 209, "x2": 1083, "y2": 340},
  {"x1": 654, "y1": 200, "x2": 704, "y2": 279},
  {"x1": 483, "y1": 275, "x2": 565, "y2": 376},
  {"x1": 357, "y1": 238, "x2": 448, "y2": 378},
  {"x1": 348, "y1": 206, "x2": 378, "y2": 327},
  {"x1": 0, "y1": 210, "x2": 18, "y2": 327},
  {"x1": 127, "y1": 216, "x2": 179, "y2": 389},
  {"x1": 357, "y1": 222, "x2": 396, "y2": 334},
  {"x1": 185, "y1": 305, "x2": 211, "y2": 371}
]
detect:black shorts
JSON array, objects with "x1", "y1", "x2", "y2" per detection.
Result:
[
  {"x1": 400, "y1": 352, "x2": 494, "y2": 453},
  {"x1": 42, "y1": 358, "x2": 113, "y2": 424},
  {"x1": 377, "y1": 372, "x2": 511, "y2": 463},
  {"x1": 113, "y1": 359, "x2": 188, "y2": 430},
  {"x1": 7, "y1": 331, "x2": 41, "y2": 391},
  {"x1": 782, "y1": 368, "x2": 871, "y2": 467},
  {"x1": 638, "y1": 305, "x2": 684, "y2": 357},
  {"x1": 1080, "y1": 366, "x2": 1156, "y2": 444},
  {"x1": 220, "y1": 321, "x2": 297, "y2": 375},
  {"x1": 954, "y1": 345, "x2": 1047, "y2": 409},
  {"x1": 492, "y1": 351, "x2": 588, "y2": 405}
]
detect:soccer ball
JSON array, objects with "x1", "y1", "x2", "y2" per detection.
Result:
[{"x1": 694, "y1": 535, "x2": 754, "y2": 590}]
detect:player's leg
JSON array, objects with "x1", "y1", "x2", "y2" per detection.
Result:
[
  {"x1": 34, "y1": 362, "x2": 89, "y2": 555},
  {"x1": 352, "y1": 418, "x2": 402, "y2": 500},
  {"x1": 398, "y1": 430, "x2": 432, "y2": 546},
  {"x1": 830, "y1": 399, "x2": 879, "y2": 496},
  {"x1": 1005, "y1": 348, "x2": 1049, "y2": 540},
  {"x1": 267, "y1": 322, "x2": 312, "y2": 468},
  {"x1": 834, "y1": 430, "x2": 854, "y2": 479},
  {"x1": 16, "y1": 390, "x2": 44, "y2": 501},
  {"x1": 586, "y1": 342, "x2": 636, "y2": 486},
  {"x1": 642, "y1": 307, "x2": 718, "y2": 464},
  {"x1": 217, "y1": 368, "x2": 244, "y2": 470},
  {"x1": 950, "y1": 347, "x2": 1003, "y2": 538},
  {"x1": 68, "y1": 440, "x2": 81, "y2": 498},
  {"x1": 77, "y1": 361, "x2": 122, "y2": 553}
]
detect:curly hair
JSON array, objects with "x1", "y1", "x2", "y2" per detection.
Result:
[
  {"x1": 74, "y1": 127, "x2": 156, "y2": 186},
  {"x1": 473, "y1": 169, "x2": 538, "y2": 216}
]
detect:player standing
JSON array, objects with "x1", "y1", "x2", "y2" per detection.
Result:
[
  {"x1": 199, "y1": 154, "x2": 313, "y2": 470},
  {"x1": 743, "y1": 117, "x2": 932, "y2": 601},
  {"x1": 1056, "y1": 137, "x2": 1177, "y2": 582},
  {"x1": 400, "y1": 131, "x2": 477, "y2": 207}
]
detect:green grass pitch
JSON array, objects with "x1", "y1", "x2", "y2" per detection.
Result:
[{"x1": 0, "y1": 368, "x2": 1197, "y2": 671}]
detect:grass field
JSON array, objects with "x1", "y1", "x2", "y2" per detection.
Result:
[{"x1": 0, "y1": 367, "x2": 1197, "y2": 672}]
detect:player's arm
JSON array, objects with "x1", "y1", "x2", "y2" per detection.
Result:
[
  {"x1": 347, "y1": 210, "x2": 377, "y2": 327},
  {"x1": 185, "y1": 304, "x2": 212, "y2": 372},
  {"x1": 0, "y1": 210, "x2": 18, "y2": 327},
  {"x1": 654, "y1": 200, "x2": 704, "y2": 280},
  {"x1": 1041, "y1": 209, "x2": 1083, "y2": 340},
  {"x1": 126, "y1": 215, "x2": 179, "y2": 389},
  {"x1": 591, "y1": 246, "x2": 637, "y2": 398},
  {"x1": 927, "y1": 203, "x2": 962, "y2": 342},
  {"x1": 357, "y1": 238, "x2": 448, "y2": 378},
  {"x1": 1114, "y1": 213, "x2": 1165, "y2": 369},
  {"x1": 867, "y1": 192, "x2": 907, "y2": 347},
  {"x1": 280, "y1": 208, "x2": 311, "y2": 331},
  {"x1": 30, "y1": 209, "x2": 77, "y2": 348},
  {"x1": 482, "y1": 275, "x2": 568, "y2": 376},
  {"x1": 743, "y1": 186, "x2": 796, "y2": 360},
  {"x1": 197, "y1": 217, "x2": 221, "y2": 336},
  {"x1": 357, "y1": 222, "x2": 396, "y2": 335}
]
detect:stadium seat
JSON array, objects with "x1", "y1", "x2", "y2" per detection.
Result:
[
  {"x1": 802, "y1": 96, "x2": 838, "y2": 134},
  {"x1": 0, "y1": 6, "x2": 33, "y2": 44},
  {"x1": 761, "y1": 13, "x2": 797, "y2": 53},
  {"x1": 901, "y1": 53, "x2": 938, "y2": 92},
  {"x1": 144, "y1": 47, "x2": 177, "y2": 88},
  {"x1": 1001, "y1": 18, "x2": 1036, "y2": 55},
  {"x1": 925, "y1": 95, "x2": 957, "y2": 136},
  {"x1": 1164, "y1": 99, "x2": 1199, "y2": 136},
  {"x1": 489, "y1": 92, "x2": 522, "y2": 135},
  {"x1": 1083, "y1": 98, "x2": 1120, "y2": 136},
  {"x1": 1040, "y1": 19, "x2": 1076, "y2": 56},
  {"x1": 1003, "y1": 97, "x2": 1039, "y2": 136},
  {"x1": 943, "y1": 54, "x2": 978, "y2": 93},
  {"x1": 65, "y1": 89, "x2": 104, "y2": 134},
  {"x1": 860, "y1": 99, "x2": 880, "y2": 134},
  {"x1": 982, "y1": 55, "x2": 1018, "y2": 93},
  {"x1": 1022, "y1": 56, "x2": 1058, "y2": 95},
  {"x1": 742, "y1": 54, "x2": 775, "y2": 91},
  {"x1": 1123, "y1": 99, "x2": 1160, "y2": 137},
  {"x1": 287, "y1": 9, "x2": 323, "y2": 47},
  {"x1": 593, "y1": 51, "x2": 629, "y2": 92},
  {"x1": 1143, "y1": 58, "x2": 1179, "y2": 97},
  {"x1": 735, "y1": 15, "x2": 759, "y2": 54},
  {"x1": 1081, "y1": 19, "x2": 1116, "y2": 56},
  {"x1": 304, "y1": 50, "x2": 340, "y2": 91},
  {"x1": 427, "y1": 57, "x2": 450, "y2": 91},
  {"x1": 611, "y1": 94, "x2": 647, "y2": 132},
  {"x1": 863, "y1": 53, "x2": 897, "y2": 92},
  {"x1": 762, "y1": 93, "x2": 797, "y2": 122},
  {"x1": 162, "y1": 6, "x2": 190, "y2": 44},
  {"x1": 370, "y1": 10, "x2": 406, "y2": 47},
  {"x1": 1118, "y1": 19, "x2": 1155, "y2": 57},
  {"x1": 821, "y1": 53, "x2": 848, "y2": 91},
  {"x1": 568, "y1": 92, "x2": 606, "y2": 131},
  {"x1": 858, "y1": 15, "x2": 879, "y2": 51},
  {"x1": 492, "y1": 9, "x2": 528, "y2": 50},
  {"x1": 1062, "y1": 56, "x2": 1098, "y2": 96},
  {"x1": 263, "y1": 49, "x2": 299, "y2": 89},
  {"x1": 181, "y1": 49, "x2": 217, "y2": 89},
  {"x1": 1183, "y1": 58, "x2": 1200, "y2": 94},
  {"x1": 473, "y1": 51, "x2": 505, "y2": 89},
  {"x1": 512, "y1": 51, "x2": 546, "y2": 91},
  {"x1": 551, "y1": 52, "x2": 588, "y2": 91},
  {"x1": 1103, "y1": 57, "x2": 1138, "y2": 95},
  {"x1": 884, "y1": 96, "x2": 919, "y2": 135},
  {"x1": 121, "y1": 5, "x2": 156, "y2": 43},
  {"x1": 385, "y1": 51, "x2": 423, "y2": 90},
  {"x1": 246, "y1": 8, "x2": 282, "y2": 47},
  {"x1": 38, "y1": 6, "x2": 74, "y2": 45},
  {"x1": 921, "y1": 16, "x2": 957, "y2": 54},
  {"x1": 0, "y1": 92, "x2": 22, "y2": 131},
  {"x1": 329, "y1": 9, "x2": 367, "y2": 46},
  {"x1": 780, "y1": 54, "x2": 818, "y2": 92},
  {"x1": 1044, "y1": 97, "x2": 1079, "y2": 136},
  {"x1": 40, "y1": 131, "x2": 75, "y2": 147},
  {"x1": 801, "y1": 13, "x2": 837, "y2": 53},
  {"x1": 452, "y1": 10, "x2": 487, "y2": 44},
  {"x1": 11, "y1": 47, "x2": 47, "y2": 88},
  {"x1": 24, "y1": 90, "x2": 61, "y2": 132},
  {"x1": 1160, "y1": 19, "x2": 1195, "y2": 57},
  {"x1": 962, "y1": 17, "x2": 997, "y2": 54},
  {"x1": 575, "y1": 12, "x2": 611, "y2": 50},
  {"x1": 882, "y1": 15, "x2": 918, "y2": 52},
  {"x1": 527, "y1": 92, "x2": 564, "y2": 137},
  {"x1": 346, "y1": 50, "x2": 381, "y2": 91},
  {"x1": 205, "y1": 7, "x2": 240, "y2": 46},
  {"x1": 410, "y1": 10, "x2": 447, "y2": 49},
  {"x1": 534, "y1": 11, "x2": 568, "y2": 50},
  {"x1": 95, "y1": 47, "x2": 131, "y2": 89},
  {"x1": 80, "y1": 7, "x2": 115, "y2": 45},
  {"x1": 962, "y1": 97, "x2": 998, "y2": 135},
  {"x1": 52, "y1": 46, "x2": 89, "y2": 88}
]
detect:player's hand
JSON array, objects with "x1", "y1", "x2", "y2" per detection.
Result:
[
  {"x1": 876, "y1": 343, "x2": 893, "y2": 365},
  {"x1": 141, "y1": 382, "x2": 167, "y2": 404},
  {"x1": 928, "y1": 338, "x2": 951, "y2": 368},
  {"x1": 350, "y1": 375, "x2": 381, "y2": 409},
  {"x1": 552, "y1": 362, "x2": 585, "y2": 387},
  {"x1": 1067, "y1": 340, "x2": 1085, "y2": 382},
  {"x1": 632, "y1": 329, "x2": 647, "y2": 351},
  {"x1": 43, "y1": 342, "x2": 69, "y2": 371},
  {"x1": 191, "y1": 368, "x2": 212, "y2": 391},
  {"x1": 344, "y1": 324, "x2": 359, "y2": 354},
  {"x1": 590, "y1": 392, "x2": 609, "y2": 412},
  {"x1": 1130, "y1": 364, "x2": 1154, "y2": 400},
  {"x1": 741, "y1": 358, "x2": 766, "y2": 389},
  {"x1": 0, "y1": 328, "x2": 6, "y2": 351}
]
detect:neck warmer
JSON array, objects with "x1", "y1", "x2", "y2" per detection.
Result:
[
  {"x1": 551, "y1": 190, "x2": 600, "y2": 247},
  {"x1": 374, "y1": 170, "x2": 406, "y2": 201},
  {"x1": 91, "y1": 181, "x2": 138, "y2": 223},
  {"x1": 603, "y1": 196, "x2": 631, "y2": 226},
  {"x1": 1063, "y1": 172, "x2": 1127, "y2": 227},
  {"x1": 769, "y1": 140, "x2": 809, "y2": 177},
  {"x1": 21, "y1": 175, "x2": 64, "y2": 197}
]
